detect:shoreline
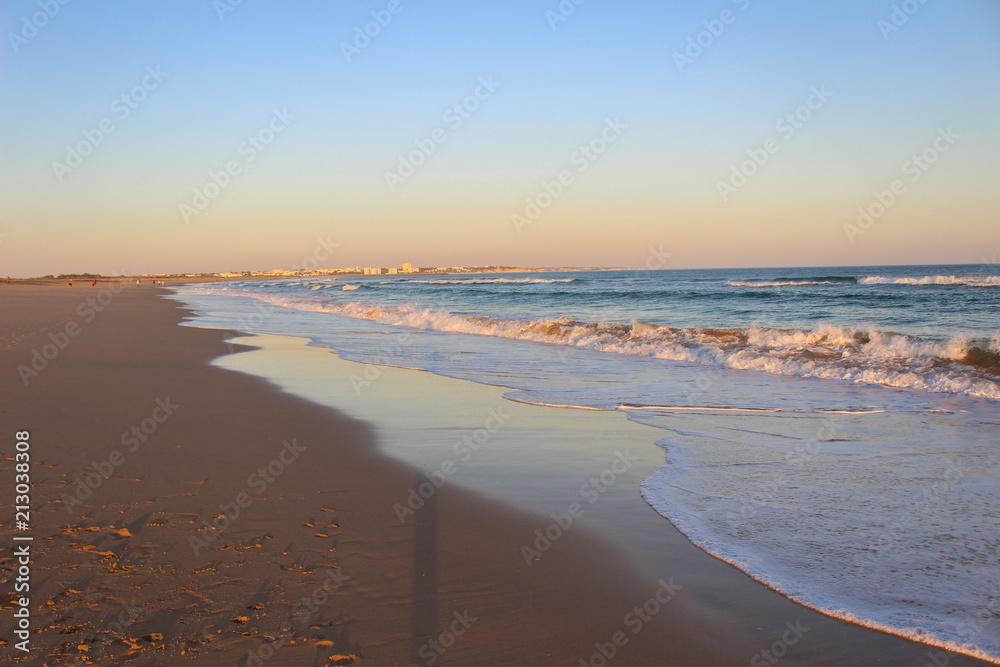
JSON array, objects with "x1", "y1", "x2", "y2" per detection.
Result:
[
  {"x1": 1, "y1": 282, "x2": 991, "y2": 665},
  {"x1": 208, "y1": 330, "x2": 999, "y2": 667}
]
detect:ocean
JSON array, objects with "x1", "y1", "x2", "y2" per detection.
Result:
[{"x1": 170, "y1": 263, "x2": 1000, "y2": 662}]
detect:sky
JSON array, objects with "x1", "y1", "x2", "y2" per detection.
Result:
[{"x1": 1, "y1": 0, "x2": 998, "y2": 276}]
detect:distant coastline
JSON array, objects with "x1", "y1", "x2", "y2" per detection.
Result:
[
  {"x1": 11, "y1": 261, "x2": 995, "y2": 283},
  {"x1": 8, "y1": 266, "x2": 640, "y2": 282}
]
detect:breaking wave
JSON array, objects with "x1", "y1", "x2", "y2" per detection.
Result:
[
  {"x1": 245, "y1": 294, "x2": 1000, "y2": 401},
  {"x1": 861, "y1": 275, "x2": 1000, "y2": 288},
  {"x1": 728, "y1": 279, "x2": 855, "y2": 287}
]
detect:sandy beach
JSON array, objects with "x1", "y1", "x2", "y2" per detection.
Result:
[
  {"x1": 1, "y1": 282, "x2": 991, "y2": 666},
  {"x1": 5, "y1": 2, "x2": 996, "y2": 663}
]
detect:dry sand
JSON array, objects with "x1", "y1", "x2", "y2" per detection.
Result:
[{"x1": 0, "y1": 282, "x2": 989, "y2": 666}]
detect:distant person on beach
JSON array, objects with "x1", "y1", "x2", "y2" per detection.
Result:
[
  {"x1": 69, "y1": 279, "x2": 72, "y2": 286},
  {"x1": 136, "y1": 279, "x2": 140, "y2": 288},
  {"x1": 93, "y1": 279, "x2": 97, "y2": 286}
]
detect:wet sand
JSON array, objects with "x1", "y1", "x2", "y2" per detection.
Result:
[{"x1": 0, "y1": 282, "x2": 988, "y2": 666}]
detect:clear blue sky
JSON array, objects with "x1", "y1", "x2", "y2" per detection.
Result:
[{"x1": 2, "y1": 0, "x2": 998, "y2": 276}]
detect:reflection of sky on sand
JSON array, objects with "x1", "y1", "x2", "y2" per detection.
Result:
[
  {"x1": 213, "y1": 334, "x2": 673, "y2": 552},
  {"x1": 212, "y1": 334, "x2": 805, "y2": 655}
]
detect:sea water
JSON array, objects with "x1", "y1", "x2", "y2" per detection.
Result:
[{"x1": 169, "y1": 264, "x2": 1000, "y2": 662}]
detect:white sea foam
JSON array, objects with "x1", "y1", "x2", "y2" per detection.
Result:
[
  {"x1": 341, "y1": 284, "x2": 360, "y2": 291},
  {"x1": 640, "y1": 411, "x2": 1000, "y2": 664},
  {"x1": 861, "y1": 275, "x2": 1000, "y2": 287},
  {"x1": 727, "y1": 280, "x2": 851, "y2": 287},
  {"x1": 219, "y1": 293, "x2": 1000, "y2": 401},
  {"x1": 728, "y1": 275, "x2": 1000, "y2": 288}
]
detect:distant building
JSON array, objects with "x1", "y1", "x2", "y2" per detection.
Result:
[{"x1": 388, "y1": 268, "x2": 398, "y2": 275}]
